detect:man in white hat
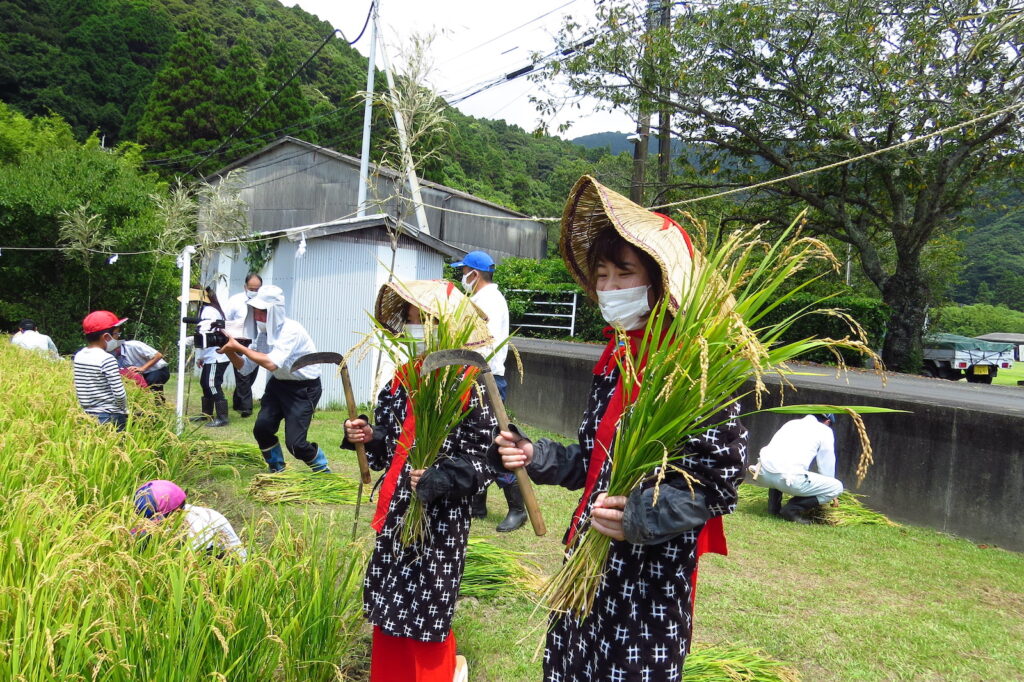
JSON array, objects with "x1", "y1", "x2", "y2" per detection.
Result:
[{"x1": 218, "y1": 285, "x2": 331, "y2": 473}]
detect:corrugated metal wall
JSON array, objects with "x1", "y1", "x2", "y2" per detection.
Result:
[
  {"x1": 207, "y1": 229, "x2": 446, "y2": 408},
  {"x1": 231, "y1": 141, "x2": 546, "y2": 261}
]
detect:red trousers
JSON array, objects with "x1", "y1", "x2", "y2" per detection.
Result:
[{"x1": 369, "y1": 626, "x2": 456, "y2": 682}]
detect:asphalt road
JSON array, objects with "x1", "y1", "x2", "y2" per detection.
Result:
[{"x1": 514, "y1": 337, "x2": 1024, "y2": 417}]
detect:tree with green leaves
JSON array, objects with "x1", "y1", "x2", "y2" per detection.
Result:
[{"x1": 542, "y1": 0, "x2": 1024, "y2": 371}]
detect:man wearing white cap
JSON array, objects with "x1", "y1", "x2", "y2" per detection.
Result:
[
  {"x1": 218, "y1": 285, "x2": 331, "y2": 473},
  {"x1": 452, "y1": 250, "x2": 525, "y2": 533}
]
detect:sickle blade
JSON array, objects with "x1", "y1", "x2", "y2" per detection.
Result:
[
  {"x1": 420, "y1": 348, "x2": 489, "y2": 376},
  {"x1": 291, "y1": 351, "x2": 346, "y2": 371}
]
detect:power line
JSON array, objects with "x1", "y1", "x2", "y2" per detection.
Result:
[{"x1": 439, "y1": 0, "x2": 579, "y2": 67}]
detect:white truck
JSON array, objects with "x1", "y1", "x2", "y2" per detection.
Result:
[{"x1": 921, "y1": 333, "x2": 1014, "y2": 384}]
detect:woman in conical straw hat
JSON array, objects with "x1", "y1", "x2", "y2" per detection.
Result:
[
  {"x1": 495, "y1": 176, "x2": 749, "y2": 681},
  {"x1": 342, "y1": 279, "x2": 495, "y2": 682}
]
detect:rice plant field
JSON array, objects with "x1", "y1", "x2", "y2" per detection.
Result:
[{"x1": 5, "y1": 347, "x2": 1024, "y2": 680}]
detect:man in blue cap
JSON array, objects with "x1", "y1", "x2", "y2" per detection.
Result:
[
  {"x1": 451, "y1": 250, "x2": 525, "y2": 532},
  {"x1": 749, "y1": 413, "x2": 842, "y2": 523}
]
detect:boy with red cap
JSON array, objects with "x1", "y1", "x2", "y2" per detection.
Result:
[{"x1": 74, "y1": 310, "x2": 129, "y2": 430}]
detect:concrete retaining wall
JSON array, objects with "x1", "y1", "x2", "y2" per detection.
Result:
[{"x1": 506, "y1": 338, "x2": 1024, "y2": 551}]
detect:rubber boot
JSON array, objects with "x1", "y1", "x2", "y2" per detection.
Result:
[
  {"x1": 470, "y1": 488, "x2": 488, "y2": 519},
  {"x1": 191, "y1": 396, "x2": 213, "y2": 423},
  {"x1": 767, "y1": 488, "x2": 783, "y2": 516},
  {"x1": 495, "y1": 482, "x2": 527, "y2": 533},
  {"x1": 780, "y1": 495, "x2": 820, "y2": 524},
  {"x1": 206, "y1": 398, "x2": 229, "y2": 427},
  {"x1": 307, "y1": 447, "x2": 332, "y2": 473},
  {"x1": 262, "y1": 443, "x2": 286, "y2": 473}
]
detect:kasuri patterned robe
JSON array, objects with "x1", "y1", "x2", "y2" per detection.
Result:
[
  {"x1": 529, "y1": 368, "x2": 748, "y2": 682},
  {"x1": 358, "y1": 380, "x2": 496, "y2": 642}
]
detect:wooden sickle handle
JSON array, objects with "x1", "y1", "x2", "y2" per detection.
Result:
[
  {"x1": 478, "y1": 370, "x2": 546, "y2": 536},
  {"x1": 340, "y1": 363, "x2": 372, "y2": 485}
]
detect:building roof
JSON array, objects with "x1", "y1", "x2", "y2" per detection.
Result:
[
  {"x1": 976, "y1": 333, "x2": 1024, "y2": 344},
  {"x1": 225, "y1": 212, "x2": 465, "y2": 259},
  {"x1": 207, "y1": 136, "x2": 533, "y2": 219}
]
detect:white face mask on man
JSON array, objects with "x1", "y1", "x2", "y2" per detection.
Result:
[
  {"x1": 245, "y1": 289, "x2": 258, "y2": 299},
  {"x1": 596, "y1": 285, "x2": 651, "y2": 331},
  {"x1": 461, "y1": 271, "x2": 477, "y2": 295},
  {"x1": 256, "y1": 320, "x2": 267, "y2": 334}
]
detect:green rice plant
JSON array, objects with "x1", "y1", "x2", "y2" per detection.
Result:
[
  {"x1": 460, "y1": 538, "x2": 544, "y2": 599},
  {"x1": 542, "y1": 215, "x2": 899, "y2": 617},
  {"x1": 249, "y1": 470, "x2": 361, "y2": 505},
  {"x1": 0, "y1": 343, "x2": 370, "y2": 681},
  {"x1": 372, "y1": 297, "x2": 492, "y2": 547},
  {"x1": 739, "y1": 485, "x2": 898, "y2": 526},
  {"x1": 684, "y1": 645, "x2": 801, "y2": 681}
]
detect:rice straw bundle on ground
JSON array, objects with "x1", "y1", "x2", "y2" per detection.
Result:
[
  {"x1": 542, "y1": 197, "x2": 890, "y2": 618},
  {"x1": 249, "y1": 471, "x2": 360, "y2": 505},
  {"x1": 191, "y1": 439, "x2": 266, "y2": 468},
  {"x1": 739, "y1": 486, "x2": 896, "y2": 526},
  {"x1": 683, "y1": 645, "x2": 801, "y2": 681},
  {"x1": 460, "y1": 538, "x2": 544, "y2": 599}
]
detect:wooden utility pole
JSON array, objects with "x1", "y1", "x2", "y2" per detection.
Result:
[{"x1": 629, "y1": 0, "x2": 662, "y2": 203}]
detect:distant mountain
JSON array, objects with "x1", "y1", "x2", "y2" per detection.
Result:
[{"x1": 572, "y1": 131, "x2": 705, "y2": 163}]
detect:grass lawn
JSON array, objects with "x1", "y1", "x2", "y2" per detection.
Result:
[
  {"x1": 171, "y1": 381, "x2": 1024, "y2": 681},
  {"x1": 993, "y1": 362, "x2": 1024, "y2": 386}
]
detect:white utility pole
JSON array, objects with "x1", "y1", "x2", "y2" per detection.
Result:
[
  {"x1": 356, "y1": 0, "x2": 379, "y2": 218},
  {"x1": 376, "y1": 18, "x2": 430, "y2": 234},
  {"x1": 174, "y1": 245, "x2": 196, "y2": 434}
]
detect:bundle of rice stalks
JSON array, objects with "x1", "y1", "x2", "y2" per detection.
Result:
[
  {"x1": 684, "y1": 645, "x2": 801, "y2": 681},
  {"x1": 542, "y1": 214, "x2": 897, "y2": 618},
  {"x1": 739, "y1": 486, "x2": 897, "y2": 526},
  {"x1": 460, "y1": 538, "x2": 544, "y2": 599},
  {"x1": 249, "y1": 471, "x2": 360, "y2": 505},
  {"x1": 190, "y1": 439, "x2": 266, "y2": 468}
]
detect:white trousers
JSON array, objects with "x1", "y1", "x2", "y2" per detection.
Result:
[{"x1": 752, "y1": 468, "x2": 843, "y2": 505}]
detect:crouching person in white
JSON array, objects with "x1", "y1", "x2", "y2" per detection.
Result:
[{"x1": 751, "y1": 413, "x2": 843, "y2": 523}]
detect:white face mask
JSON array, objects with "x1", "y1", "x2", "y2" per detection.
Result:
[
  {"x1": 105, "y1": 337, "x2": 121, "y2": 352},
  {"x1": 256, "y1": 321, "x2": 267, "y2": 334},
  {"x1": 461, "y1": 272, "x2": 476, "y2": 294},
  {"x1": 405, "y1": 324, "x2": 425, "y2": 340},
  {"x1": 245, "y1": 289, "x2": 258, "y2": 299},
  {"x1": 596, "y1": 285, "x2": 651, "y2": 331}
]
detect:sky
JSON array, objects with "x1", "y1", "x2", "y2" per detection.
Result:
[{"x1": 290, "y1": 0, "x2": 635, "y2": 141}]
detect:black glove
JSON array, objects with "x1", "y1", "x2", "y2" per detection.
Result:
[
  {"x1": 414, "y1": 467, "x2": 452, "y2": 505},
  {"x1": 622, "y1": 485, "x2": 711, "y2": 545},
  {"x1": 485, "y1": 422, "x2": 527, "y2": 473}
]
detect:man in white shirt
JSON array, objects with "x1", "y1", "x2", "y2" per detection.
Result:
[
  {"x1": 452, "y1": 250, "x2": 525, "y2": 532},
  {"x1": 11, "y1": 319, "x2": 59, "y2": 360},
  {"x1": 750, "y1": 413, "x2": 843, "y2": 524},
  {"x1": 219, "y1": 285, "x2": 331, "y2": 474},
  {"x1": 223, "y1": 272, "x2": 263, "y2": 417}
]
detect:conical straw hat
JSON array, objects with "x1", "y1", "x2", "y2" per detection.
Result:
[
  {"x1": 374, "y1": 279, "x2": 493, "y2": 349},
  {"x1": 560, "y1": 175, "x2": 701, "y2": 312},
  {"x1": 176, "y1": 287, "x2": 210, "y2": 303}
]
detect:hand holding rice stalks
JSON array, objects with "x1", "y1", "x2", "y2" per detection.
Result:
[{"x1": 543, "y1": 213, "x2": 891, "y2": 618}]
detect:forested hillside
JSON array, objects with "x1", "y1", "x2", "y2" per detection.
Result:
[{"x1": 0, "y1": 0, "x2": 608, "y2": 224}]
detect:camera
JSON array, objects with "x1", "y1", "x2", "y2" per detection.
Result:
[{"x1": 182, "y1": 317, "x2": 250, "y2": 349}]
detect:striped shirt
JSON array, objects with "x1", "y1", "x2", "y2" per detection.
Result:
[{"x1": 73, "y1": 346, "x2": 128, "y2": 415}]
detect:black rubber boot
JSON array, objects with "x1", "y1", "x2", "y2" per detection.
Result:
[
  {"x1": 206, "y1": 398, "x2": 229, "y2": 427},
  {"x1": 191, "y1": 396, "x2": 213, "y2": 423},
  {"x1": 470, "y1": 488, "x2": 488, "y2": 519},
  {"x1": 496, "y1": 483, "x2": 527, "y2": 533},
  {"x1": 767, "y1": 488, "x2": 783, "y2": 516},
  {"x1": 780, "y1": 495, "x2": 820, "y2": 524}
]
